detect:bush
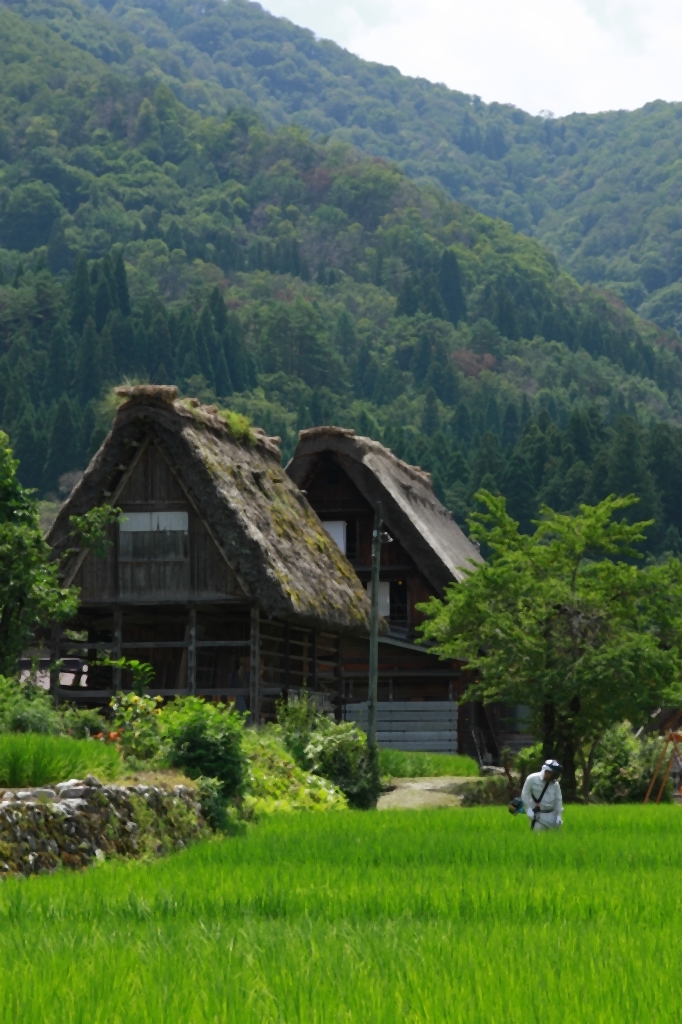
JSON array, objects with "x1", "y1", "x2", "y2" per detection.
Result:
[
  {"x1": 514, "y1": 743, "x2": 544, "y2": 784},
  {"x1": 277, "y1": 692, "x2": 380, "y2": 809},
  {"x1": 0, "y1": 732, "x2": 122, "y2": 787},
  {"x1": 379, "y1": 748, "x2": 479, "y2": 778},
  {"x1": 110, "y1": 692, "x2": 163, "y2": 762},
  {"x1": 58, "y1": 705, "x2": 107, "y2": 740},
  {"x1": 241, "y1": 728, "x2": 347, "y2": 817},
  {"x1": 590, "y1": 722, "x2": 671, "y2": 803},
  {"x1": 0, "y1": 677, "x2": 61, "y2": 735},
  {"x1": 161, "y1": 697, "x2": 246, "y2": 799}
]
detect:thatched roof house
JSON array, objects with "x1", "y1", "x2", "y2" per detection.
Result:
[
  {"x1": 46, "y1": 387, "x2": 371, "y2": 716},
  {"x1": 50, "y1": 387, "x2": 370, "y2": 634},
  {"x1": 287, "y1": 426, "x2": 482, "y2": 597}
]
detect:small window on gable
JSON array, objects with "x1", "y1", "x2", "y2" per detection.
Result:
[
  {"x1": 119, "y1": 511, "x2": 189, "y2": 561},
  {"x1": 322, "y1": 520, "x2": 346, "y2": 554}
]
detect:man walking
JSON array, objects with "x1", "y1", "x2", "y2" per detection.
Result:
[{"x1": 521, "y1": 759, "x2": 563, "y2": 831}]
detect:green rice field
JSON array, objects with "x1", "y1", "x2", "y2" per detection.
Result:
[
  {"x1": 1, "y1": 806, "x2": 680, "y2": 1023},
  {"x1": 378, "y1": 746, "x2": 479, "y2": 777}
]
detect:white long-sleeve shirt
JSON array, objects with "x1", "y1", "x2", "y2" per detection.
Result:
[{"x1": 521, "y1": 770, "x2": 563, "y2": 830}]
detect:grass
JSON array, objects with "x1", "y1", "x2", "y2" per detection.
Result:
[
  {"x1": 379, "y1": 746, "x2": 479, "y2": 777},
  {"x1": 0, "y1": 733, "x2": 122, "y2": 788},
  {"x1": 1, "y1": 805, "x2": 681, "y2": 1022}
]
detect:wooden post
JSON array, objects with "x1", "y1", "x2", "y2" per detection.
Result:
[
  {"x1": 112, "y1": 608, "x2": 122, "y2": 692},
  {"x1": 188, "y1": 607, "x2": 197, "y2": 694},
  {"x1": 368, "y1": 501, "x2": 382, "y2": 754},
  {"x1": 312, "y1": 631, "x2": 318, "y2": 691},
  {"x1": 49, "y1": 622, "x2": 61, "y2": 703},
  {"x1": 284, "y1": 624, "x2": 290, "y2": 692},
  {"x1": 249, "y1": 604, "x2": 260, "y2": 726}
]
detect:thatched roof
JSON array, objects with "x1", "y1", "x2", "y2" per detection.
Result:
[
  {"x1": 48, "y1": 387, "x2": 371, "y2": 635},
  {"x1": 287, "y1": 426, "x2": 483, "y2": 593}
]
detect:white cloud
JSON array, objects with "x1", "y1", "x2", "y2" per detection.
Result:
[{"x1": 261, "y1": 0, "x2": 682, "y2": 115}]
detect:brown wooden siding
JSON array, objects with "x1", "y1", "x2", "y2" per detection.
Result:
[{"x1": 73, "y1": 442, "x2": 246, "y2": 603}]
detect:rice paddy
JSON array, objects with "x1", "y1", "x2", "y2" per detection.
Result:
[{"x1": 1, "y1": 805, "x2": 680, "y2": 1023}]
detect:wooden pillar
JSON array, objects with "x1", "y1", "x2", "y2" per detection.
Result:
[
  {"x1": 188, "y1": 606, "x2": 197, "y2": 694},
  {"x1": 49, "y1": 622, "x2": 61, "y2": 703},
  {"x1": 335, "y1": 635, "x2": 343, "y2": 723},
  {"x1": 249, "y1": 604, "x2": 260, "y2": 726},
  {"x1": 311, "y1": 631, "x2": 318, "y2": 691},
  {"x1": 112, "y1": 608, "x2": 122, "y2": 692},
  {"x1": 284, "y1": 624, "x2": 290, "y2": 692}
]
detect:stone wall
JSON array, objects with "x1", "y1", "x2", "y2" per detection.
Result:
[{"x1": 0, "y1": 776, "x2": 210, "y2": 877}]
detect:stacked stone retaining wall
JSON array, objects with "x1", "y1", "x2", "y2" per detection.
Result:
[{"x1": 0, "y1": 776, "x2": 209, "y2": 877}]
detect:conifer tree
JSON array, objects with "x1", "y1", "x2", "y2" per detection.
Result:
[
  {"x1": 166, "y1": 220, "x2": 185, "y2": 253},
  {"x1": 78, "y1": 401, "x2": 97, "y2": 466},
  {"x1": 12, "y1": 403, "x2": 43, "y2": 492},
  {"x1": 439, "y1": 249, "x2": 466, "y2": 325},
  {"x1": 501, "y1": 403, "x2": 519, "y2": 450},
  {"x1": 46, "y1": 319, "x2": 70, "y2": 402},
  {"x1": 222, "y1": 312, "x2": 253, "y2": 392},
  {"x1": 208, "y1": 286, "x2": 228, "y2": 335},
  {"x1": 148, "y1": 313, "x2": 174, "y2": 381},
  {"x1": 108, "y1": 311, "x2": 135, "y2": 376},
  {"x1": 46, "y1": 218, "x2": 72, "y2": 274},
  {"x1": 75, "y1": 317, "x2": 99, "y2": 405},
  {"x1": 176, "y1": 313, "x2": 202, "y2": 383},
  {"x1": 94, "y1": 277, "x2": 113, "y2": 333},
  {"x1": 421, "y1": 387, "x2": 439, "y2": 436},
  {"x1": 502, "y1": 452, "x2": 536, "y2": 532},
  {"x1": 113, "y1": 251, "x2": 131, "y2": 318},
  {"x1": 195, "y1": 306, "x2": 216, "y2": 384},
  {"x1": 98, "y1": 320, "x2": 117, "y2": 385},
  {"x1": 69, "y1": 255, "x2": 93, "y2": 336},
  {"x1": 44, "y1": 394, "x2": 79, "y2": 492}
]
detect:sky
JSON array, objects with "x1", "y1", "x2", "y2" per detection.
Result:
[{"x1": 261, "y1": 0, "x2": 682, "y2": 117}]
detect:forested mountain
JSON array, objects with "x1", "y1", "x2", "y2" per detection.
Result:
[
  {"x1": 1, "y1": 0, "x2": 682, "y2": 557},
  {"x1": 4, "y1": 0, "x2": 682, "y2": 335}
]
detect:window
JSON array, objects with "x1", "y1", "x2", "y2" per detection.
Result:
[
  {"x1": 322, "y1": 520, "x2": 346, "y2": 554},
  {"x1": 366, "y1": 580, "x2": 390, "y2": 617},
  {"x1": 119, "y1": 511, "x2": 189, "y2": 561}
]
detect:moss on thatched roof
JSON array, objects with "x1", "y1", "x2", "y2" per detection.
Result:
[{"x1": 49, "y1": 387, "x2": 371, "y2": 635}]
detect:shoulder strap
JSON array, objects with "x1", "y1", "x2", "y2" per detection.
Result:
[{"x1": 534, "y1": 779, "x2": 551, "y2": 807}]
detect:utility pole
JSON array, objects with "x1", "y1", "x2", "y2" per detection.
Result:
[{"x1": 368, "y1": 501, "x2": 382, "y2": 754}]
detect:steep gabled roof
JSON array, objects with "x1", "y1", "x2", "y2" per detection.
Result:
[
  {"x1": 287, "y1": 426, "x2": 483, "y2": 593},
  {"x1": 48, "y1": 388, "x2": 371, "y2": 635}
]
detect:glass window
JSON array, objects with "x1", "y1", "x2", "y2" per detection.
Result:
[
  {"x1": 119, "y1": 510, "x2": 189, "y2": 561},
  {"x1": 322, "y1": 520, "x2": 346, "y2": 554}
]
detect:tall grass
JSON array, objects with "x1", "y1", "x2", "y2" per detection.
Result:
[
  {"x1": 0, "y1": 733, "x2": 121, "y2": 787},
  {"x1": 379, "y1": 746, "x2": 479, "y2": 777},
  {"x1": 0, "y1": 806, "x2": 681, "y2": 1022}
]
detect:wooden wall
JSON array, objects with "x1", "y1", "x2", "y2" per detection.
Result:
[{"x1": 73, "y1": 441, "x2": 246, "y2": 604}]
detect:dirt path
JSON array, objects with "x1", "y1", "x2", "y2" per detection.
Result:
[{"x1": 377, "y1": 776, "x2": 477, "y2": 810}]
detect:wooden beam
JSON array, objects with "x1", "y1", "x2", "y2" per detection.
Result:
[
  {"x1": 112, "y1": 607, "x2": 122, "y2": 692},
  {"x1": 249, "y1": 605, "x2": 260, "y2": 726},
  {"x1": 49, "y1": 622, "x2": 61, "y2": 702},
  {"x1": 188, "y1": 607, "x2": 197, "y2": 695}
]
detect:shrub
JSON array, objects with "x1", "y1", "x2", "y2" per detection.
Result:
[
  {"x1": 161, "y1": 697, "x2": 246, "y2": 799},
  {"x1": 590, "y1": 722, "x2": 671, "y2": 803},
  {"x1": 0, "y1": 677, "x2": 61, "y2": 735},
  {"x1": 277, "y1": 692, "x2": 380, "y2": 809},
  {"x1": 0, "y1": 732, "x2": 122, "y2": 787},
  {"x1": 110, "y1": 692, "x2": 163, "y2": 762},
  {"x1": 305, "y1": 722, "x2": 378, "y2": 809},
  {"x1": 241, "y1": 728, "x2": 347, "y2": 817},
  {"x1": 514, "y1": 743, "x2": 544, "y2": 784},
  {"x1": 58, "y1": 705, "x2": 107, "y2": 740}
]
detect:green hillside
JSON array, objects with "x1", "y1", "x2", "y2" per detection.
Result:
[
  {"x1": 1, "y1": 2, "x2": 682, "y2": 556},
  {"x1": 4, "y1": 0, "x2": 682, "y2": 333}
]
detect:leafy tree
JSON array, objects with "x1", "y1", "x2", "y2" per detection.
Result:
[
  {"x1": 419, "y1": 492, "x2": 682, "y2": 800},
  {"x1": 0, "y1": 432, "x2": 77, "y2": 673}
]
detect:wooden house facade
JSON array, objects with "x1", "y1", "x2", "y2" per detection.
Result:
[
  {"x1": 286, "y1": 427, "x2": 504, "y2": 757},
  {"x1": 46, "y1": 387, "x2": 371, "y2": 721}
]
